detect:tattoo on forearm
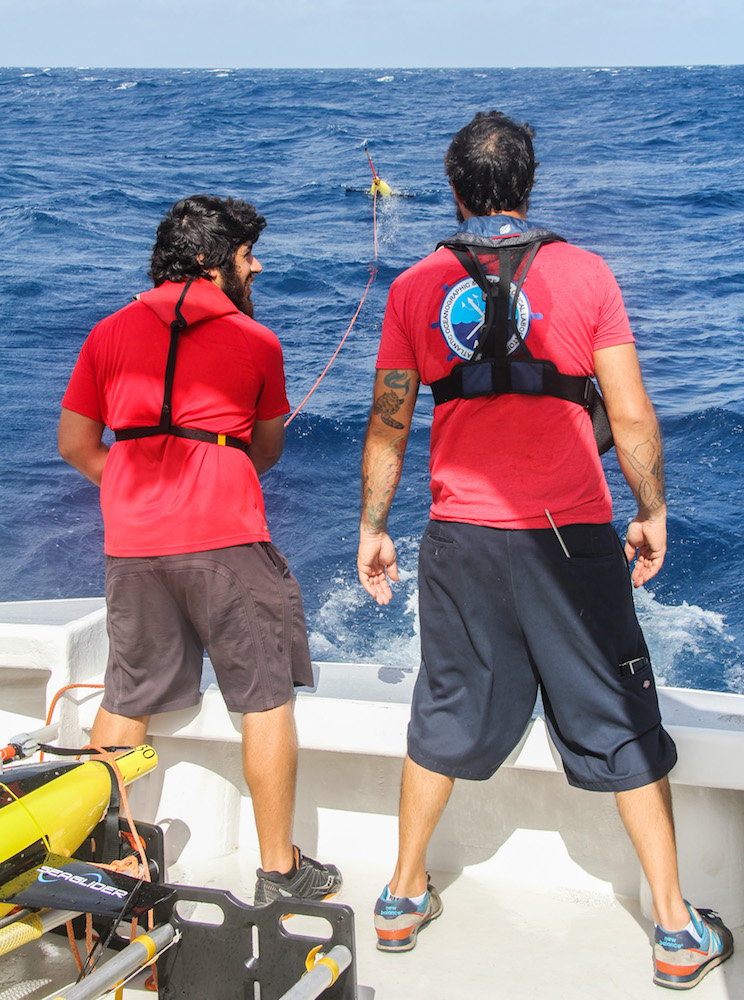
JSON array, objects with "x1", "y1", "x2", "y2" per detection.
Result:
[
  {"x1": 392, "y1": 434, "x2": 407, "y2": 457},
  {"x1": 362, "y1": 476, "x2": 395, "y2": 531},
  {"x1": 622, "y1": 431, "x2": 666, "y2": 513},
  {"x1": 360, "y1": 371, "x2": 416, "y2": 529},
  {"x1": 361, "y1": 440, "x2": 407, "y2": 531},
  {"x1": 364, "y1": 498, "x2": 387, "y2": 531}
]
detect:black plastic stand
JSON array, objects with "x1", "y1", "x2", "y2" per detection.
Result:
[{"x1": 156, "y1": 884, "x2": 357, "y2": 1000}]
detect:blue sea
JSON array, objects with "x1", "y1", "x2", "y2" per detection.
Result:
[{"x1": 1, "y1": 66, "x2": 743, "y2": 693}]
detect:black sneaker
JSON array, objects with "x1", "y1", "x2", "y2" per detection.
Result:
[{"x1": 254, "y1": 847, "x2": 342, "y2": 905}]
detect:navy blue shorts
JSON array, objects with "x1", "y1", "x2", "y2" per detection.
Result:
[{"x1": 409, "y1": 520, "x2": 677, "y2": 791}]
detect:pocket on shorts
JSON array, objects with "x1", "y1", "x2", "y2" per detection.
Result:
[
  {"x1": 423, "y1": 521, "x2": 459, "y2": 556},
  {"x1": 259, "y1": 541, "x2": 279, "y2": 568},
  {"x1": 259, "y1": 541, "x2": 294, "y2": 582},
  {"x1": 558, "y1": 523, "x2": 621, "y2": 561},
  {"x1": 617, "y1": 654, "x2": 655, "y2": 690}
]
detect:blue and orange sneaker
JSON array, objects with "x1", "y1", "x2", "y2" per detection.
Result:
[
  {"x1": 374, "y1": 877, "x2": 443, "y2": 952},
  {"x1": 653, "y1": 902, "x2": 733, "y2": 990}
]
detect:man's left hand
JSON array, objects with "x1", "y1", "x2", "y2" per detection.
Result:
[
  {"x1": 358, "y1": 532, "x2": 399, "y2": 605},
  {"x1": 624, "y1": 513, "x2": 667, "y2": 588}
]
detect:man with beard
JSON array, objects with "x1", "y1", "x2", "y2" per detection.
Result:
[
  {"x1": 59, "y1": 195, "x2": 341, "y2": 905},
  {"x1": 357, "y1": 115, "x2": 732, "y2": 988}
]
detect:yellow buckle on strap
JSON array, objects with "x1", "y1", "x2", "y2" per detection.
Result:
[
  {"x1": 217, "y1": 434, "x2": 227, "y2": 446},
  {"x1": 305, "y1": 946, "x2": 340, "y2": 985}
]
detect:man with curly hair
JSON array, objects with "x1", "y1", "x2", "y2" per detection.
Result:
[{"x1": 59, "y1": 195, "x2": 340, "y2": 905}]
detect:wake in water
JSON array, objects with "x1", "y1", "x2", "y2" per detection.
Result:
[
  {"x1": 309, "y1": 542, "x2": 421, "y2": 667},
  {"x1": 636, "y1": 589, "x2": 742, "y2": 693},
  {"x1": 1, "y1": 66, "x2": 743, "y2": 695},
  {"x1": 306, "y1": 543, "x2": 744, "y2": 696}
]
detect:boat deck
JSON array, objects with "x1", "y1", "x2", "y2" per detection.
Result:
[
  {"x1": 4, "y1": 851, "x2": 743, "y2": 1000},
  {"x1": 2, "y1": 598, "x2": 744, "y2": 999}
]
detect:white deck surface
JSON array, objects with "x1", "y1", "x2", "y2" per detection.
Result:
[
  {"x1": 2, "y1": 599, "x2": 743, "y2": 1000},
  {"x1": 3, "y1": 851, "x2": 742, "y2": 1000}
]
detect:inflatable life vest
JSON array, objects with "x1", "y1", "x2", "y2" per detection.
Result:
[
  {"x1": 429, "y1": 229, "x2": 614, "y2": 455},
  {"x1": 113, "y1": 279, "x2": 251, "y2": 455}
]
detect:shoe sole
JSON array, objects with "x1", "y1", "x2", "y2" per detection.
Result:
[
  {"x1": 281, "y1": 888, "x2": 342, "y2": 919},
  {"x1": 376, "y1": 894, "x2": 444, "y2": 952},
  {"x1": 653, "y1": 945, "x2": 734, "y2": 990},
  {"x1": 257, "y1": 881, "x2": 343, "y2": 908},
  {"x1": 255, "y1": 863, "x2": 342, "y2": 908}
]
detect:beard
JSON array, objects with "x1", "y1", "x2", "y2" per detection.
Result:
[{"x1": 218, "y1": 263, "x2": 254, "y2": 317}]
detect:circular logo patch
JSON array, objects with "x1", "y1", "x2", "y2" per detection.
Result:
[{"x1": 439, "y1": 275, "x2": 532, "y2": 360}]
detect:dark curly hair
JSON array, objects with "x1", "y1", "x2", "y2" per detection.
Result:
[
  {"x1": 149, "y1": 195, "x2": 267, "y2": 286},
  {"x1": 444, "y1": 111, "x2": 537, "y2": 216}
]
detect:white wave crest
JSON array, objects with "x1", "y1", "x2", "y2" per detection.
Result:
[{"x1": 634, "y1": 587, "x2": 738, "y2": 691}]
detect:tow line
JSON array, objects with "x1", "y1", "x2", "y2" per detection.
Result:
[{"x1": 284, "y1": 144, "x2": 388, "y2": 427}]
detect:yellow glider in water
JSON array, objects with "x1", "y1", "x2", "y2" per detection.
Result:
[
  {"x1": 364, "y1": 143, "x2": 392, "y2": 197},
  {"x1": 369, "y1": 175, "x2": 392, "y2": 198}
]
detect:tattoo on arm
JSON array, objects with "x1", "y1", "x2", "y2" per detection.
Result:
[
  {"x1": 372, "y1": 371, "x2": 413, "y2": 430},
  {"x1": 383, "y1": 371, "x2": 412, "y2": 393},
  {"x1": 363, "y1": 495, "x2": 388, "y2": 531},
  {"x1": 360, "y1": 370, "x2": 418, "y2": 531},
  {"x1": 361, "y1": 432, "x2": 408, "y2": 530},
  {"x1": 373, "y1": 391, "x2": 404, "y2": 429},
  {"x1": 621, "y1": 431, "x2": 666, "y2": 513}
]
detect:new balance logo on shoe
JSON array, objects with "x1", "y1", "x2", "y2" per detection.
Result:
[
  {"x1": 374, "y1": 876, "x2": 443, "y2": 953},
  {"x1": 653, "y1": 903, "x2": 733, "y2": 990}
]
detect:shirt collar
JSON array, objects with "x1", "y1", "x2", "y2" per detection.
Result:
[{"x1": 456, "y1": 215, "x2": 531, "y2": 237}]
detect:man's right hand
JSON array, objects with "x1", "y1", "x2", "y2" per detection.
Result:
[
  {"x1": 624, "y1": 511, "x2": 667, "y2": 588},
  {"x1": 358, "y1": 532, "x2": 399, "y2": 605},
  {"x1": 595, "y1": 343, "x2": 668, "y2": 589}
]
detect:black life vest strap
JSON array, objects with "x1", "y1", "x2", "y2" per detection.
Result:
[
  {"x1": 431, "y1": 357, "x2": 585, "y2": 405},
  {"x1": 430, "y1": 357, "x2": 614, "y2": 455},
  {"x1": 504, "y1": 239, "x2": 543, "y2": 356},
  {"x1": 431, "y1": 229, "x2": 614, "y2": 455},
  {"x1": 438, "y1": 229, "x2": 565, "y2": 361},
  {"x1": 113, "y1": 279, "x2": 251, "y2": 457},
  {"x1": 440, "y1": 247, "x2": 509, "y2": 361},
  {"x1": 114, "y1": 424, "x2": 252, "y2": 454}
]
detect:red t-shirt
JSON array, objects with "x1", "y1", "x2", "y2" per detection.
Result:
[
  {"x1": 62, "y1": 279, "x2": 289, "y2": 556},
  {"x1": 377, "y1": 236, "x2": 634, "y2": 529}
]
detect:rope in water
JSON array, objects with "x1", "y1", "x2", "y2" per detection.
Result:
[{"x1": 284, "y1": 158, "x2": 381, "y2": 428}]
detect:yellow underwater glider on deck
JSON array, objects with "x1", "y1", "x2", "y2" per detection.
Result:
[
  {"x1": 0, "y1": 727, "x2": 358, "y2": 999},
  {"x1": 0, "y1": 736, "x2": 171, "y2": 921}
]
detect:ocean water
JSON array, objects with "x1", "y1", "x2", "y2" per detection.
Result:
[{"x1": 1, "y1": 66, "x2": 743, "y2": 693}]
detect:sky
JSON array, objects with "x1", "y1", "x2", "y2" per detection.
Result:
[{"x1": 0, "y1": 0, "x2": 742, "y2": 68}]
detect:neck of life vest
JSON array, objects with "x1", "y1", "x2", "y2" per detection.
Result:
[
  {"x1": 429, "y1": 220, "x2": 614, "y2": 455},
  {"x1": 112, "y1": 278, "x2": 251, "y2": 455}
]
